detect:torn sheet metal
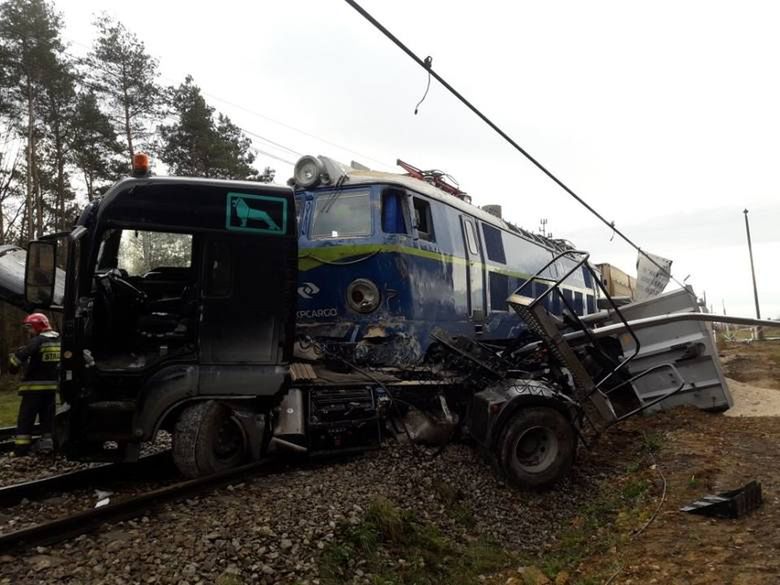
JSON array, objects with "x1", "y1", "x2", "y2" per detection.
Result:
[{"x1": 607, "y1": 288, "x2": 732, "y2": 412}]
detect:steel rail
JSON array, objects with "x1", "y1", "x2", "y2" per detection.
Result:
[
  {"x1": 0, "y1": 424, "x2": 41, "y2": 446},
  {"x1": 0, "y1": 426, "x2": 43, "y2": 454},
  {"x1": 0, "y1": 451, "x2": 173, "y2": 508},
  {"x1": 0, "y1": 456, "x2": 344, "y2": 553}
]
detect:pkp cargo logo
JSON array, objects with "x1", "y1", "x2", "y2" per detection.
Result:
[{"x1": 297, "y1": 282, "x2": 320, "y2": 299}]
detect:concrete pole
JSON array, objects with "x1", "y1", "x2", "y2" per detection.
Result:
[{"x1": 743, "y1": 209, "x2": 763, "y2": 340}]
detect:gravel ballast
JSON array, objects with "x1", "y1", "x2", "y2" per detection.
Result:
[{"x1": 0, "y1": 438, "x2": 624, "y2": 585}]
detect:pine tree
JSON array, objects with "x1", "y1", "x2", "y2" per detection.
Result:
[
  {"x1": 0, "y1": 0, "x2": 66, "y2": 239},
  {"x1": 70, "y1": 91, "x2": 124, "y2": 200},
  {"x1": 87, "y1": 15, "x2": 163, "y2": 163},
  {"x1": 159, "y1": 76, "x2": 266, "y2": 181},
  {"x1": 39, "y1": 57, "x2": 77, "y2": 231}
]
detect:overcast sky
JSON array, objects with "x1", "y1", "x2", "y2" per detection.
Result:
[{"x1": 59, "y1": 0, "x2": 780, "y2": 319}]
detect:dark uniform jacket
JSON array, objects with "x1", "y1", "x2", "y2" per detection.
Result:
[{"x1": 8, "y1": 331, "x2": 61, "y2": 393}]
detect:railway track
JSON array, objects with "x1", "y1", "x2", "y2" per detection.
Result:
[
  {"x1": 0, "y1": 450, "x2": 174, "y2": 507},
  {"x1": 0, "y1": 455, "x2": 342, "y2": 553},
  {"x1": 0, "y1": 424, "x2": 40, "y2": 453}
]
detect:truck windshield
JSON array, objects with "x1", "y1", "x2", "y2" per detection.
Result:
[{"x1": 310, "y1": 191, "x2": 371, "y2": 239}]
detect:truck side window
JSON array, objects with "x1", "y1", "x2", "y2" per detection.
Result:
[
  {"x1": 117, "y1": 230, "x2": 192, "y2": 276},
  {"x1": 381, "y1": 190, "x2": 407, "y2": 234},
  {"x1": 413, "y1": 198, "x2": 435, "y2": 242},
  {"x1": 204, "y1": 241, "x2": 232, "y2": 298}
]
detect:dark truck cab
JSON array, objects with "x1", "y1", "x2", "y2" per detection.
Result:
[{"x1": 25, "y1": 176, "x2": 297, "y2": 473}]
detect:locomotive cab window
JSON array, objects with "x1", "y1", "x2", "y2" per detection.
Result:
[
  {"x1": 381, "y1": 190, "x2": 408, "y2": 234},
  {"x1": 310, "y1": 191, "x2": 371, "y2": 239},
  {"x1": 413, "y1": 197, "x2": 435, "y2": 242}
]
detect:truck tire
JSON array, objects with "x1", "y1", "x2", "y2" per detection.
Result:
[
  {"x1": 497, "y1": 406, "x2": 576, "y2": 490},
  {"x1": 173, "y1": 401, "x2": 248, "y2": 478}
]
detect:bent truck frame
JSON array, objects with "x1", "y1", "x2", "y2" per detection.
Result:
[{"x1": 13, "y1": 164, "x2": 780, "y2": 490}]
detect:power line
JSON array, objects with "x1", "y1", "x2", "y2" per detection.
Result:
[
  {"x1": 198, "y1": 90, "x2": 394, "y2": 171},
  {"x1": 240, "y1": 128, "x2": 302, "y2": 158},
  {"x1": 66, "y1": 36, "x2": 391, "y2": 171},
  {"x1": 343, "y1": 0, "x2": 685, "y2": 290},
  {"x1": 252, "y1": 147, "x2": 296, "y2": 167}
]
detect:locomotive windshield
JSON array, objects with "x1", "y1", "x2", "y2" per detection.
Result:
[{"x1": 310, "y1": 190, "x2": 371, "y2": 239}]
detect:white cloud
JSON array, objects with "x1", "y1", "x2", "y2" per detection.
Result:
[{"x1": 58, "y1": 0, "x2": 780, "y2": 319}]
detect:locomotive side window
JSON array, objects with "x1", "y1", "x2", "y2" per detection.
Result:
[
  {"x1": 574, "y1": 291, "x2": 584, "y2": 315},
  {"x1": 381, "y1": 190, "x2": 408, "y2": 234},
  {"x1": 413, "y1": 198, "x2": 435, "y2": 242},
  {"x1": 464, "y1": 220, "x2": 479, "y2": 255},
  {"x1": 489, "y1": 272, "x2": 509, "y2": 311},
  {"x1": 582, "y1": 265, "x2": 593, "y2": 288},
  {"x1": 481, "y1": 223, "x2": 506, "y2": 263},
  {"x1": 310, "y1": 191, "x2": 371, "y2": 239}
]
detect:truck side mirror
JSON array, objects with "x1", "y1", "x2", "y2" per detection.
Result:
[{"x1": 25, "y1": 240, "x2": 57, "y2": 308}]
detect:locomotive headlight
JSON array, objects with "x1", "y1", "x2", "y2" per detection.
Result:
[
  {"x1": 294, "y1": 155, "x2": 325, "y2": 189},
  {"x1": 347, "y1": 279, "x2": 381, "y2": 313}
]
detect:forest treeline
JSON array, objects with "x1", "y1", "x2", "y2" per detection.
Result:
[
  {"x1": 0, "y1": 0, "x2": 275, "y2": 366},
  {"x1": 0, "y1": 0, "x2": 275, "y2": 248}
]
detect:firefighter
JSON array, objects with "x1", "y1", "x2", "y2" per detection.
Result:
[{"x1": 8, "y1": 313, "x2": 60, "y2": 456}]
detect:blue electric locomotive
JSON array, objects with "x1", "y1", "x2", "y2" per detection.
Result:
[{"x1": 292, "y1": 155, "x2": 599, "y2": 365}]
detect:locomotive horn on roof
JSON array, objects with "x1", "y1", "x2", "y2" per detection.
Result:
[{"x1": 292, "y1": 155, "x2": 353, "y2": 189}]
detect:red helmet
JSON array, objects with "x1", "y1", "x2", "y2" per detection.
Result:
[{"x1": 23, "y1": 313, "x2": 51, "y2": 334}]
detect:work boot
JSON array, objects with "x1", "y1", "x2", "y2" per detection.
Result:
[{"x1": 13, "y1": 435, "x2": 32, "y2": 457}]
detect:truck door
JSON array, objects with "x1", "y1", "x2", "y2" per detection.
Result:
[
  {"x1": 199, "y1": 235, "x2": 287, "y2": 365},
  {"x1": 461, "y1": 216, "x2": 486, "y2": 322}
]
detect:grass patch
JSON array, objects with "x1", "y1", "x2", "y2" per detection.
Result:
[
  {"x1": 431, "y1": 479, "x2": 477, "y2": 529},
  {"x1": 641, "y1": 432, "x2": 663, "y2": 454},
  {"x1": 530, "y1": 455, "x2": 657, "y2": 581},
  {"x1": 215, "y1": 574, "x2": 244, "y2": 585},
  {"x1": 0, "y1": 375, "x2": 19, "y2": 427},
  {"x1": 319, "y1": 496, "x2": 512, "y2": 585}
]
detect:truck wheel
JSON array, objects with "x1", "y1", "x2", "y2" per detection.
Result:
[
  {"x1": 497, "y1": 406, "x2": 576, "y2": 490},
  {"x1": 173, "y1": 401, "x2": 248, "y2": 478}
]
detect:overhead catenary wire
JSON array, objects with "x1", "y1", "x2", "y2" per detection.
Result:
[
  {"x1": 198, "y1": 90, "x2": 396, "y2": 171},
  {"x1": 66, "y1": 36, "x2": 391, "y2": 172},
  {"x1": 343, "y1": 0, "x2": 686, "y2": 290}
]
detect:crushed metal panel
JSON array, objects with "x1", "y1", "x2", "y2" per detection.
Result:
[
  {"x1": 608, "y1": 287, "x2": 732, "y2": 412},
  {"x1": 0, "y1": 245, "x2": 65, "y2": 310}
]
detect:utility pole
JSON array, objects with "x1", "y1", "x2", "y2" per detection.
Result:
[{"x1": 743, "y1": 209, "x2": 763, "y2": 340}]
